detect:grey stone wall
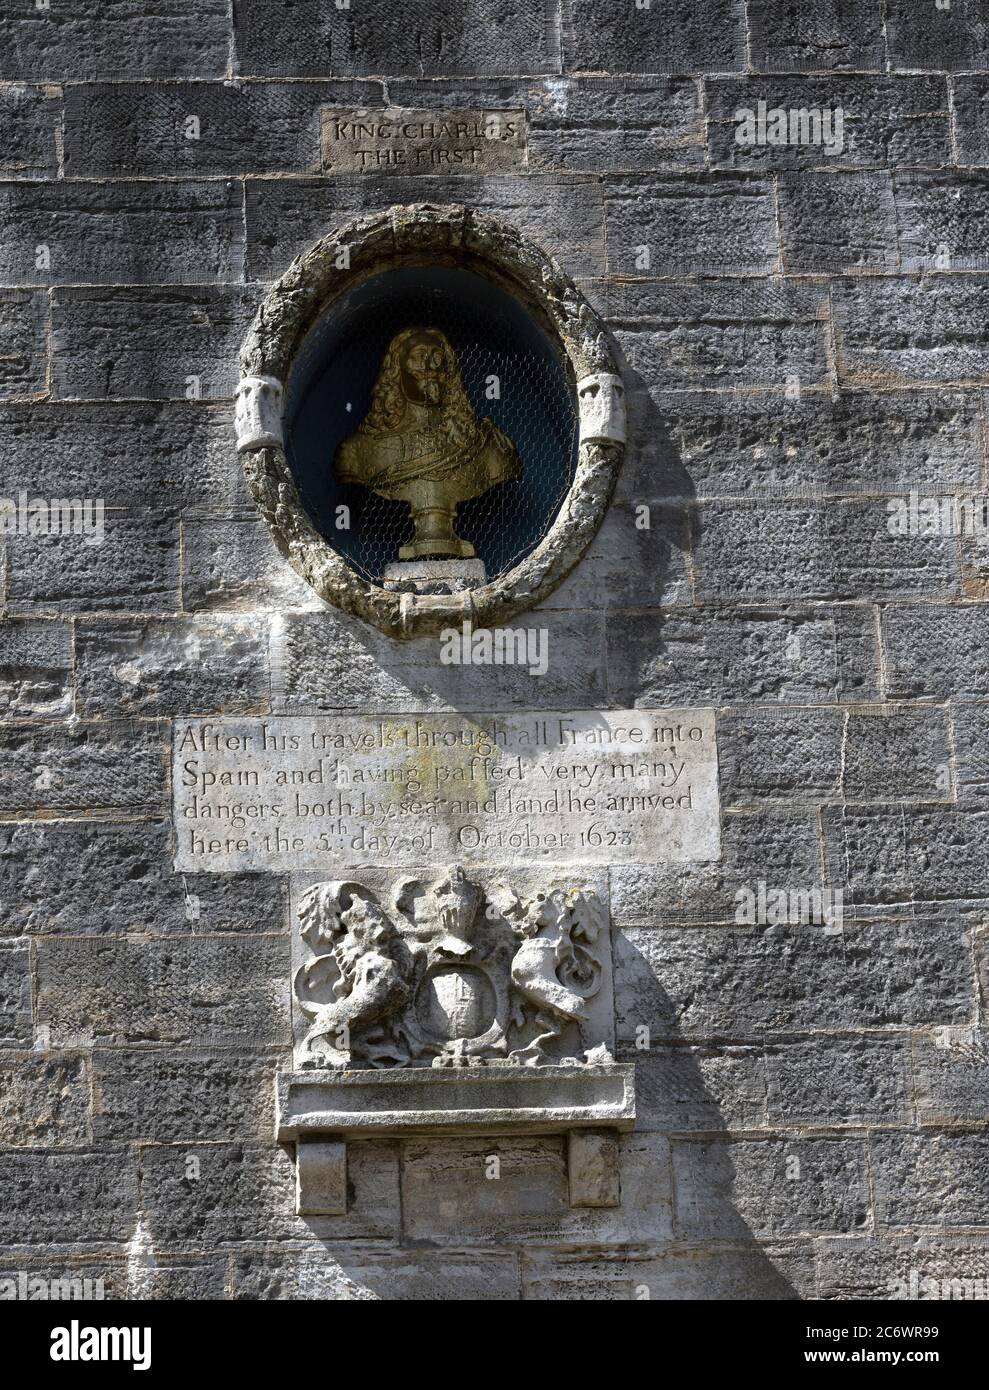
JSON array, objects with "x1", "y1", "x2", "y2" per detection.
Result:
[{"x1": 2, "y1": 0, "x2": 988, "y2": 1301}]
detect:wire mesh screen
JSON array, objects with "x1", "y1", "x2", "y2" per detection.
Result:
[{"x1": 285, "y1": 266, "x2": 579, "y2": 584}]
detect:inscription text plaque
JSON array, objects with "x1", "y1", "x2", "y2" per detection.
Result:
[
  {"x1": 320, "y1": 107, "x2": 527, "y2": 175},
  {"x1": 172, "y1": 709, "x2": 720, "y2": 872}
]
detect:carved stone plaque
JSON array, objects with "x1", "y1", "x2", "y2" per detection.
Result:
[
  {"x1": 288, "y1": 866, "x2": 616, "y2": 1070},
  {"x1": 172, "y1": 709, "x2": 720, "y2": 872},
  {"x1": 320, "y1": 107, "x2": 526, "y2": 174}
]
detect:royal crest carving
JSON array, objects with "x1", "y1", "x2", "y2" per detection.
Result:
[{"x1": 292, "y1": 866, "x2": 613, "y2": 1070}]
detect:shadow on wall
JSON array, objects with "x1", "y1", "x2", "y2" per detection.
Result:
[{"x1": 614, "y1": 946, "x2": 803, "y2": 1301}]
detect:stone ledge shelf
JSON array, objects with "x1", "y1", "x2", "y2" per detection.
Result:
[{"x1": 277, "y1": 1064, "x2": 635, "y2": 1214}]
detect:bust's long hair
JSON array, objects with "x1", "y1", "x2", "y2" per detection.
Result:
[{"x1": 360, "y1": 327, "x2": 479, "y2": 453}]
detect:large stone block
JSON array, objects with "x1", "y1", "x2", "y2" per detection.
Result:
[
  {"x1": 716, "y1": 707, "x2": 844, "y2": 804},
  {"x1": 92, "y1": 1051, "x2": 274, "y2": 1141},
  {"x1": 0, "y1": 1148, "x2": 138, "y2": 1247},
  {"x1": 561, "y1": 0, "x2": 747, "y2": 74},
  {"x1": 62, "y1": 81, "x2": 374, "y2": 178},
  {"x1": 606, "y1": 607, "x2": 840, "y2": 706},
  {"x1": 0, "y1": 941, "x2": 32, "y2": 1047},
  {"x1": 273, "y1": 610, "x2": 608, "y2": 712},
  {"x1": 0, "y1": 619, "x2": 72, "y2": 718},
  {"x1": 525, "y1": 76, "x2": 703, "y2": 173},
  {"x1": 51, "y1": 286, "x2": 260, "y2": 401},
  {"x1": 244, "y1": 175, "x2": 606, "y2": 282},
  {"x1": 895, "y1": 172, "x2": 989, "y2": 273},
  {"x1": 0, "y1": 1, "x2": 230, "y2": 80},
  {"x1": 400, "y1": 1132, "x2": 673, "y2": 1246},
  {"x1": 75, "y1": 617, "x2": 271, "y2": 717},
  {"x1": 522, "y1": 1243, "x2": 814, "y2": 1300},
  {"x1": 140, "y1": 1139, "x2": 400, "y2": 1245},
  {"x1": 826, "y1": 497, "x2": 961, "y2": 599},
  {"x1": 0, "y1": 180, "x2": 245, "y2": 286},
  {"x1": 816, "y1": 1233, "x2": 989, "y2": 1301},
  {"x1": 610, "y1": 807, "x2": 826, "y2": 927},
  {"x1": 0, "y1": 1256, "x2": 128, "y2": 1300},
  {"x1": 881, "y1": 602, "x2": 989, "y2": 699},
  {"x1": 953, "y1": 703, "x2": 989, "y2": 805},
  {"x1": 691, "y1": 500, "x2": 834, "y2": 603},
  {"x1": 618, "y1": 322, "x2": 824, "y2": 397},
  {"x1": 764, "y1": 1037, "x2": 912, "y2": 1127},
  {"x1": 535, "y1": 502, "x2": 690, "y2": 612},
  {"x1": 778, "y1": 171, "x2": 898, "y2": 273},
  {"x1": 631, "y1": 1046, "x2": 768, "y2": 1132},
  {"x1": 673, "y1": 1136, "x2": 870, "y2": 1238},
  {"x1": 0, "y1": 289, "x2": 47, "y2": 399},
  {"x1": 35, "y1": 934, "x2": 290, "y2": 1050},
  {"x1": 747, "y1": 0, "x2": 885, "y2": 72},
  {"x1": 842, "y1": 708, "x2": 951, "y2": 801},
  {"x1": 656, "y1": 389, "x2": 983, "y2": 500},
  {"x1": 5, "y1": 512, "x2": 180, "y2": 615},
  {"x1": 886, "y1": 0, "x2": 989, "y2": 73},
  {"x1": 180, "y1": 516, "x2": 326, "y2": 613},
  {"x1": 822, "y1": 807, "x2": 989, "y2": 907},
  {"x1": 234, "y1": 0, "x2": 558, "y2": 77},
  {"x1": 0, "y1": 721, "x2": 165, "y2": 815},
  {"x1": 912, "y1": 1030, "x2": 989, "y2": 1126},
  {"x1": 615, "y1": 919, "x2": 974, "y2": 1040},
  {"x1": 707, "y1": 75, "x2": 951, "y2": 170},
  {"x1": 0, "y1": 819, "x2": 287, "y2": 937},
  {"x1": 0, "y1": 1053, "x2": 90, "y2": 1146},
  {"x1": 834, "y1": 277, "x2": 989, "y2": 386},
  {"x1": 140, "y1": 1257, "x2": 229, "y2": 1301},
  {"x1": 871, "y1": 1132, "x2": 989, "y2": 1228},
  {"x1": 604, "y1": 279, "x2": 828, "y2": 393},
  {"x1": 953, "y1": 76, "x2": 989, "y2": 165},
  {"x1": 832, "y1": 606, "x2": 884, "y2": 705},
  {"x1": 0, "y1": 402, "x2": 246, "y2": 511},
  {"x1": 604, "y1": 177, "x2": 779, "y2": 277},
  {"x1": 0, "y1": 85, "x2": 59, "y2": 179}
]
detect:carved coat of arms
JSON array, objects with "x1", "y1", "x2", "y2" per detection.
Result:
[{"x1": 292, "y1": 865, "x2": 614, "y2": 1069}]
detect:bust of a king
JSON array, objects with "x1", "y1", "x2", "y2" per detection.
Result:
[{"x1": 334, "y1": 326, "x2": 521, "y2": 561}]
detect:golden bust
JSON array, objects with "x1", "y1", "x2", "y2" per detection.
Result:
[{"x1": 334, "y1": 327, "x2": 521, "y2": 560}]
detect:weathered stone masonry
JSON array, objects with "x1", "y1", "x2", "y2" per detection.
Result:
[{"x1": 1, "y1": 1, "x2": 989, "y2": 1299}]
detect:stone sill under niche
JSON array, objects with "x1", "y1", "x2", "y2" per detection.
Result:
[{"x1": 277, "y1": 1062, "x2": 636, "y2": 1214}]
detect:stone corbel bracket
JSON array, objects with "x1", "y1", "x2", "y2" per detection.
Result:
[
  {"x1": 278, "y1": 1063, "x2": 635, "y2": 1214},
  {"x1": 235, "y1": 375, "x2": 284, "y2": 453},
  {"x1": 236, "y1": 202, "x2": 626, "y2": 639}
]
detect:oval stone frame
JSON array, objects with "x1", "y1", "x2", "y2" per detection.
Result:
[{"x1": 236, "y1": 203, "x2": 626, "y2": 639}]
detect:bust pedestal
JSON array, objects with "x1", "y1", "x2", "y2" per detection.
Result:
[{"x1": 382, "y1": 558, "x2": 487, "y2": 594}]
